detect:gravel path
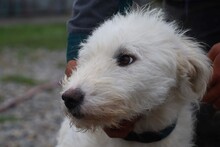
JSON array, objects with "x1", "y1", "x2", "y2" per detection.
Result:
[{"x1": 0, "y1": 49, "x2": 66, "y2": 147}]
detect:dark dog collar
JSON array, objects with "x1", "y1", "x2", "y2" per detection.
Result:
[{"x1": 123, "y1": 120, "x2": 177, "y2": 143}]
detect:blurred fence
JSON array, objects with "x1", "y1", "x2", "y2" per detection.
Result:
[{"x1": 0, "y1": 0, "x2": 73, "y2": 18}]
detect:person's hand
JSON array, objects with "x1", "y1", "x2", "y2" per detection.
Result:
[
  {"x1": 103, "y1": 116, "x2": 141, "y2": 138},
  {"x1": 103, "y1": 119, "x2": 136, "y2": 138},
  {"x1": 203, "y1": 43, "x2": 220, "y2": 110},
  {"x1": 65, "y1": 60, "x2": 77, "y2": 77}
]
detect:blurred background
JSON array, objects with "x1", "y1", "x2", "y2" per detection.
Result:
[{"x1": 0, "y1": 0, "x2": 73, "y2": 146}]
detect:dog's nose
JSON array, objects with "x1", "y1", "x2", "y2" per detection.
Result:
[{"x1": 62, "y1": 88, "x2": 84, "y2": 110}]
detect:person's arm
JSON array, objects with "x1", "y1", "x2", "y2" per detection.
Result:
[
  {"x1": 67, "y1": 0, "x2": 118, "y2": 62},
  {"x1": 66, "y1": 0, "x2": 133, "y2": 62}
]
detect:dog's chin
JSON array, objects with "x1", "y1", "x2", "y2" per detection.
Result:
[
  {"x1": 66, "y1": 113, "x2": 124, "y2": 130},
  {"x1": 65, "y1": 109, "x2": 140, "y2": 131}
]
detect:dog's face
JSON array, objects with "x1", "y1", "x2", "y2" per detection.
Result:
[{"x1": 61, "y1": 10, "x2": 211, "y2": 129}]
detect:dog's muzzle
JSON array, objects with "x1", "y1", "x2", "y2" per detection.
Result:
[{"x1": 62, "y1": 88, "x2": 84, "y2": 119}]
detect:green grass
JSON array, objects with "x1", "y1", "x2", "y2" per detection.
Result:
[
  {"x1": 1, "y1": 74, "x2": 40, "y2": 86},
  {"x1": 0, "y1": 115, "x2": 19, "y2": 123},
  {"x1": 0, "y1": 23, "x2": 67, "y2": 51}
]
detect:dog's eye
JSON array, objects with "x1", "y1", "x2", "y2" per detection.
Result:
[{"x1": 117, "y1": 54, "x2": 136, "y2": 66}]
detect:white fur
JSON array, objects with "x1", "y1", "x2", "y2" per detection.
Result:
[{"x1": 57, "y1": 8, "x2": 212, "y2": 147}]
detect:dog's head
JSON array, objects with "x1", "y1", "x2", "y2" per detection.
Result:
[{"x1": 61, "y1": 9, "x2": 212, "y2": 130}]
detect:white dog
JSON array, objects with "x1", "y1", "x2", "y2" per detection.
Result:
[{"x1": 57, "y1": 8, "x2": 212, "y2": 147}]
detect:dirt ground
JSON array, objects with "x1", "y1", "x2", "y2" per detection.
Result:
[{"x1": 0, "y1": 49, "x2": 66, "y2": 147}]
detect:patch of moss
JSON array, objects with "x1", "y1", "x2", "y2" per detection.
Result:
[{"x1": 0, "y1": 115, "x2": 19, "y2": 124}]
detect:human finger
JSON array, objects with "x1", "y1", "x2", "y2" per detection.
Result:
[{"x1": 65, "y1": 60, "x2": 77, "y2": 77}]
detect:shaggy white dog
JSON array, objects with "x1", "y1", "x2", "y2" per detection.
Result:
[{"x1": 57, "y1": 8, "x2": 212, "y2": 147}]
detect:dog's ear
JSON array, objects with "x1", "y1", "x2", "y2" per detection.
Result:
[{"x1": 177, "y1": 40, "x2": 212, "y2": 100}]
